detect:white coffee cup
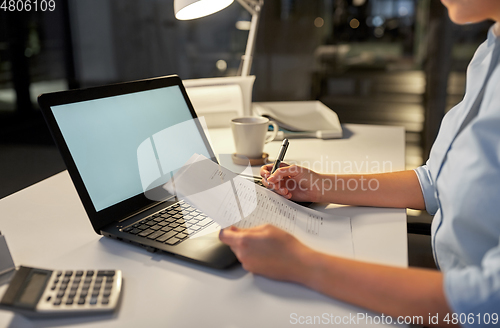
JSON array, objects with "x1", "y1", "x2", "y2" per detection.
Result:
[{"x1": 231, "y1": 117, "x2": 279, "y2": 158}]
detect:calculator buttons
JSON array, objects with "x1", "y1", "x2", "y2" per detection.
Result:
[{"x1": 37, "y1": 269, "x2": 122, "y2": 314}]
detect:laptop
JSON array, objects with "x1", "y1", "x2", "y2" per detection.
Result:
[{"x1": 38, "y1": 75, "x2": 238, "y2": 269}]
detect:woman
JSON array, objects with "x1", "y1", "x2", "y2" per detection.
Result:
[{"x1": 219, "y1": 1, "x2": 500, "y2": 327}]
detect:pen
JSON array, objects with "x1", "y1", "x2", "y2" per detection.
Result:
[{"x1": 271, "y1": 138, "x2": 289, "y2": 175}]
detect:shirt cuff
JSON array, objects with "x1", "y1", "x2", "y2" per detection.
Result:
[
  {"x1": 444, "y1": 266, "x2": 500, "y2": 328},
  {"x1": 414, "y1": 165, "x2": 439, "y2": 215}
]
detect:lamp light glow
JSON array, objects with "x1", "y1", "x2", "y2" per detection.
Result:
[{"x1": 175, "y1": 0, "x2": 234, "y2": 20}]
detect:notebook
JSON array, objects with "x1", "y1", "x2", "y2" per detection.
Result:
[{"x1": 38, "y1": 75, "x2": 238, "y2": 269}]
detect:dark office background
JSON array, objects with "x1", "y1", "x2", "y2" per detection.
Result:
[{"x1": 0, "y1": 0, "x2": 492, "y2": 267}]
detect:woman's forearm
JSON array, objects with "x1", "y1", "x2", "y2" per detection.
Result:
[
  {"x1": 317, "y1": 170, "x2": 425, "y2": 210},
  {"x1": 294, "y1": 251, "x2": 456, "y2": 327}
]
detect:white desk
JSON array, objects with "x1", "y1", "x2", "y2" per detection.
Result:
[{"x1": 0, "y1": 124, "x2": 407, "y2": 328}]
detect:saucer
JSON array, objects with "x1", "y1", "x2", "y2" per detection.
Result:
[{"x1": 232, "y1": 153, "x2": 269, "y2": 166}]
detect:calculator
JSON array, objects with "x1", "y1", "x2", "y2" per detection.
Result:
[{"x1": 0, "y1": 266, "x2": 122, "y2": 317}]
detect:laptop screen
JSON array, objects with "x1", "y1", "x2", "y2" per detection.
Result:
[{"x1": 51, "y1": 85, "x2": 212, "y2": 212}]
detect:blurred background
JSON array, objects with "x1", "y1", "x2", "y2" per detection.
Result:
[{"x1": 0, "y1": 0, "x2": 492, "y2": 205}]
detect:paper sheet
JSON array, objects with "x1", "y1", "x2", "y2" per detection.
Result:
[{"x1": 164, "y1": 155, "x2": 354, "y2": 258}]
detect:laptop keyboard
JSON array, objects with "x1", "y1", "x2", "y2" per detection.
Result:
[
  {"x1": 121, "y1": 177, "x2": 263, "y2": 246},
  {"x1": 121, "y1": 201, "x2": 215, "y2": 246}
]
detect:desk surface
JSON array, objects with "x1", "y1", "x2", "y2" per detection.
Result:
[{"x1": 0, "y1": 124, "x2": 407, "y2": 328}]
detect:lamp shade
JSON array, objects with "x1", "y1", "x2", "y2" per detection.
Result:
[{"x1": 174, "y1": 0, "x2": 234, "y2": 20}]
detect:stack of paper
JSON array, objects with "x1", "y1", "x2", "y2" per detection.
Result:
[{"x1": 253, "y1": 101, "x2": 343, "y2": 140}]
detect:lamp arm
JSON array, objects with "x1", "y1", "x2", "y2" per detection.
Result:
[
  {"x1": 236, "y1": 0, "x2": 263, "y2": 76},
  {"x1": 236, "y1": 0, "x2": 260, "y2": 15}
]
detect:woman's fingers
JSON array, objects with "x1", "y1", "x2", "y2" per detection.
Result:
[
  {"x1": 218, "y1": 224, "x2": 310, "y2": 281},
  {"x1": 263, "y1": 177, "x2": 290, "y2": 197},
  {"x1": 262, "y1": 163, "x2": 302, "y2": 200},
  {"x1": 219, "y1": 225, "x2": 265, "y2": 246},
  {"x1": 260, "y1": 164, "x2": 273, "y2": 179},
  {"x1": 228, "y1": 225, "x2": 240, "y2": 232},
  {"x1": 260, "y1": 162, "x2": 290, "y2": 179},
  {"x1": 219, "y1": 226, "x2": 240, "y2": 245},
  {"x1": 267, "y1": 165, "x2": 301, "y2": 183}
]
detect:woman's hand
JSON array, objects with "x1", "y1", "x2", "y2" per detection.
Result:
[
  {"x1": 260, "y1": 163, "x2": 324, "y2": 203},
  {"x1": 219, "y1": 224, "x2": 313, "y2": 283}
]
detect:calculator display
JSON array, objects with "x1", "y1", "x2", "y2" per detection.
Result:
[{"x1": 18, "y1": 272, "x2": 48, "y2": 307}]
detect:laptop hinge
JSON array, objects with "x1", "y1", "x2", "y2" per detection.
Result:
[{"x1": 118, "y1": 196, "x2": 175, "y2": 223}]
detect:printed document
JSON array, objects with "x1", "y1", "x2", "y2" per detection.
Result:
[{"x1": 164, "y1": 155, "x2": 354, "y2": 258}]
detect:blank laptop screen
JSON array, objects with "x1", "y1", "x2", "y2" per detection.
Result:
[{"x1": 51, "y1": 85, "x2": 212, "y2": 212}]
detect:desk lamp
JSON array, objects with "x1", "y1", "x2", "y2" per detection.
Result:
[{"x1": 174, "y1": 0, "x2": 263, "y2": 76}]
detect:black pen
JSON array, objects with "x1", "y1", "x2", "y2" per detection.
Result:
[{"x1": 271, "y1": 138, "x2": 289, "y2": 175}]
